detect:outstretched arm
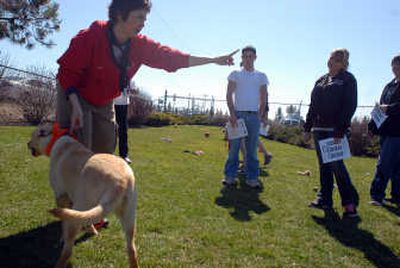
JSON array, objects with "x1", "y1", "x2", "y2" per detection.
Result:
[{"x1": 188, "y1": 49, "x2": 239, "y2": 67}]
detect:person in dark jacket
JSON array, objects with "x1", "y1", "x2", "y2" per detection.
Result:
[
  {"x1": 368, "y1": 55, "x2": 400, "y2": 206},
  {"x1": 304, "y1": 48, "x2": 359, "y2": 218}
]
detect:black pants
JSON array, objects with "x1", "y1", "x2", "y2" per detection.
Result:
[
  {"x1": 115, "y1": 105, "x2": 129, "y2": 158},
  {"x1": 313, "y1": 130, "x2": 359, "y2": 207}
]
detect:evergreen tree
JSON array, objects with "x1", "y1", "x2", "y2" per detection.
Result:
[
  {"x1": 0, "y1": 0, "x2": 61, "y2": 49},
  {"x1": 275, "y1": 106, "x2": 283, "y2": 122},
  {"x1": 286, "y1": 104, "x2": 297, "y2": 115}
]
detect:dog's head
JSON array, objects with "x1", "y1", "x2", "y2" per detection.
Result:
[{"x1": 27, "y1": 123, "x2": 53, "y2": 157}]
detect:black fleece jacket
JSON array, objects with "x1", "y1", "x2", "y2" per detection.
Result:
[
  {"x1": 368, "y1": 79, "x2": 400, "y2": 137},
  {"x1": 304, "y1": 70, "x2": 357, "y2": 138}
]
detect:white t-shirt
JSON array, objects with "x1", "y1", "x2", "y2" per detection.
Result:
[
  {"x1": 114, "y1": 88, "x2": 130, "y2": 105},
  {"x1": 228, "y1": 69, "x2": 269, "y2": 112}
]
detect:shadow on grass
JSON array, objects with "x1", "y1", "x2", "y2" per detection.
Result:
[
  {"x1": 0, "y1": 221, "x2": 65, "y2": 268},
  {"x1": 382, "y1": 203, "x2": 400, "y2": 217},
  {"x1": 215, "y1": 175, "x2": 270, "y2": 222},
  {"x1": 0, "y1": 221, "x2": 96, "y2": 268},
  {"x1": 312, "y1": 210, "x2": 400, "y2": 268}
]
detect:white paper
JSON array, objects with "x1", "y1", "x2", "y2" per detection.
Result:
[
  {"x1": 319, "y1": 137, "x2": 351, "y2": 164},
  {"x1": 370, "y1": 103, "x2": 388, "y2": 129},
  {"x1": 226, "y1": 118, "x2": 248, "y2": 140},
  {"x1": 259, "y1": 123, "x2": 270, "y2": 137}
]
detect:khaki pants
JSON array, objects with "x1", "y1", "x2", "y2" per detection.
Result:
[{"x1": 56, "y1": 82, "x2": 117, "y2": 154}]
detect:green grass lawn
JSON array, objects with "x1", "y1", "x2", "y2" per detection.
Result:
[{"x1": 0, "y1": 125, "x2": 399, "y2": 268}]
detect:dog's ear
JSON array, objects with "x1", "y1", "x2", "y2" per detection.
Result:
[{"x1": 37, "y1": 123, "x2": 53, "y2": 137}]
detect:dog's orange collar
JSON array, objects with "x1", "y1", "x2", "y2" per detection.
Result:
[{"x1": 45, "y1": 122, "x2": 76, "y2": 156}]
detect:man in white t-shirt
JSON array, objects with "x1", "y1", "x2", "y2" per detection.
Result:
[{"x1": 223, "y1": 46, "x2": 269, "y2": 188}]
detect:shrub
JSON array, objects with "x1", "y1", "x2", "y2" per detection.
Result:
[
  {"x1": 127, "y1": 94, "x2": 154, "y2": 126},
  {"x1": 186, "y1": 114, "x2": 209, "y2": 125},
  {"x1": 145, "y1": 112, "x2": 183, "y2": 127},
  {"x1": 350, "y1": 117, "x2": 380, "y2": 157},
  {"x1": 19, "y1": 79, "x2": 56, "y2": 124},
  {"x1": 268, "y1": 122, "x2": 311, "y2": 148},
  {"x1": 205, "y1": 114, "x2": 229, "y2": 126}
]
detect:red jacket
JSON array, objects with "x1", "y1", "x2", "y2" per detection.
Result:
[{"x1": 57, "y1": 20, "x2": 190, "y2": 106}]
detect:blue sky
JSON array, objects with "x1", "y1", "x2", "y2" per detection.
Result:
[{"x1": 1, "y1": 0, "x2": 400, "y2": 116}]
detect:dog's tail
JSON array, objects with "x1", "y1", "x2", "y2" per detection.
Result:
[
  {"x1": 48, "y1": 189, "x2": 122, "y2": 224},
  {"x1": 49, "y1": 205, "x2": 104, "y2": 224}
]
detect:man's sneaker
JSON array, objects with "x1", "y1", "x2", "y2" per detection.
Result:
[
  {"x1": 238, "y1": 163, "x2": 246, "y2": 174},
  {"x1": 308, "y1": 199, "x2": 332, "y2": 210},
  {"x1": 369, "y1": 199, "x2": 383, "y2": 206},
  {"x1": 245, "y1": 179, "x2": 261, "y2": 189},
  {"x1": 263, "y1": 153, "x2": 273, "y2": 165},
  {"x1": 94, "y1": 218, "x2": 109, "y2": 230},
  {"x1": 343, "y1": 204, "x2": 358, "y2": 218},
  {"x1": 123, "y1": 157, "x2": 132, "y2": 164},
  {"x1": 222, "y1": 177, "x2": 237, "y2": 187}
]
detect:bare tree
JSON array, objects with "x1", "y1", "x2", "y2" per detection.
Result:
[
  {"x1": 19, "y1": 65, "x2": 56, "y2": 124},
  {"x1": 0, "y1": 0, "x2": 61, "y2": 49}
]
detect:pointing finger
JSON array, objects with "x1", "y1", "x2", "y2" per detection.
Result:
[{"x1": 228, "y1": 49, "x2": 239, "y2": 57}]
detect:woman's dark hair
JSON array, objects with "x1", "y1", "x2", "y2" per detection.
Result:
[
  {"x1": 242, "y1": 45, "x2": 256, "y2": 55},
  {"x1": 392, "y1": 55, "x2": 400, "y2": 66},
  {"x1": 109, "y1": 0, "x2": 152, "y2": 23}
]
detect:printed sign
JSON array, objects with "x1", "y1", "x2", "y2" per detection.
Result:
[
  {"x1": 259, "y1": 123, "x2": 270, "y2": 137},
  {"x1": 370, "y1": 103, "x2": 388, "y2": 129},
  {"x1": 319, "y1": 137, "x2": 351, "y2": 164},
  {"x1": 226, "y1": 118, "x2": 248, "y2": 140}
]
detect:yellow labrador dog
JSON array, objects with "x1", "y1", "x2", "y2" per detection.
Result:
[{"x1": 27, "y1": 123, "x2": 139, "y2": 268}]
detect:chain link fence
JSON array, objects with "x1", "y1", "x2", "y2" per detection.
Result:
[
  {"x1": 0, "y1": 64, "x2": 56, "y2": 125},
  {"x1": 1, "y1": 63, "x2": 375, "y2": 126}
]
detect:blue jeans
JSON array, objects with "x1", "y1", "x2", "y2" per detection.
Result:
[
  {"x1": 224, "y1": 111, "x2": 260, "y2": 181},
  {"x1": 370, "y1": 136, "x2": 400, "y2": 202},
  {"x1": 313, "y1": 130, "x2": 359, "y2": 207}
]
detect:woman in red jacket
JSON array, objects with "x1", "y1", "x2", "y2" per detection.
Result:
[{"x1": 56, "y1": 0, "x2": 237, "y2": 154}]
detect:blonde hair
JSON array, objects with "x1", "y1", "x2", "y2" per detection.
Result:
[{"x1": 331, "y1": 48, "x2": 349, "y2": 70}]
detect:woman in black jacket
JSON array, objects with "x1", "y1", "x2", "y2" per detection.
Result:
[
  {"x1": 368, "y1": 55, "x2": 400, "y2": 206},
  {"x1": 304, "y1": 48, "x2": 359, "y2": 218}
]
